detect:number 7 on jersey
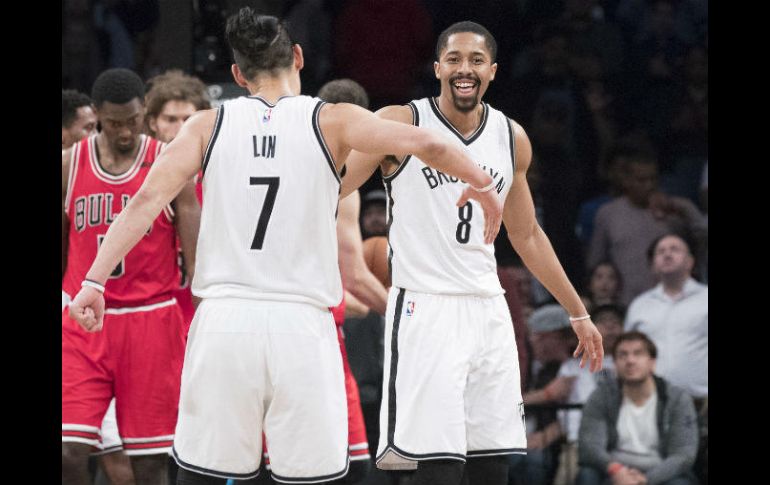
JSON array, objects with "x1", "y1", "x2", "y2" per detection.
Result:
[{"x1": 249, "y1": 177, "x2": 280, "y2": 250}]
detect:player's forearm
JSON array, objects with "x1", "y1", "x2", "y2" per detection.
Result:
[
  {"x1": 509, "y1": 225, "x2": 587, "y2": 317},
  {"x1": 174, "y1": 187, "x2": 201, "y2": 281},
  {"x1": 85, "y1": 189, "x2": 168, "y2": 284},
  {"x1": 416, "y1": 136, "x2": 492, "y2": 189},
  {"x1": 344, "y1": 291, "x2": 370, "y2": 318},
  {"x1": 348, "y1": 269, "x2": 388, "y2": 315}
]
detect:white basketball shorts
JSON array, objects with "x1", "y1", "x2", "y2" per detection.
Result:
[
  {"x1": 172, "y1": 298, "x2": 349, "y2": 483},
  {"x1": 91, "y1": 398, "x2": 124, "y2": 456},
  {"x1": 376, "y1": 288, "x2": 527, "y2": 470}
]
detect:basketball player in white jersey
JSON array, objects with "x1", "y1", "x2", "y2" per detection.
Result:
[
  {"x1": 340, "y1": 21, "x2": 604, "y2": 485},
  {"x1": 68, "y1": 9, "x2": 503, "y2": 485}
]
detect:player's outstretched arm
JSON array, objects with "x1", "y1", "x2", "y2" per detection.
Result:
[
  {"x1": 502, "y1": 120, "x2": 603, "y2": 372},
  {"x1": 69, "y1": 110, "x2": 216, "y2": 332},
  {"x1": 323, "y1": 103, "x2": 502, "y2": 244},
  {"x1": 338, "y1": 105, "x2": 413, "y2": 199}
]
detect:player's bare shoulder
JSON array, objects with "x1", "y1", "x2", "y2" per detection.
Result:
[
  {"x1": 376, "y1": 104, "x2": 413, "y2": 124},
  {"x1": 182, "y1": 108, "x2": 219, "y2": 147}
]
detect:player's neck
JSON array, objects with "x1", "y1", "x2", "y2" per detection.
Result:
[
  {"x1": 95, "y1": 133, "x2": 142, "y2": 175},
  {"x1": 435, "y1": 95, "x2": 484, "y2": 138},
  {"x1": 246, "y1": 74, "x2": 298, "y2": 104}
]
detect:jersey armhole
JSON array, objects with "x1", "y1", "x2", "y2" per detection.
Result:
[
  {"x1": 312, "y1": 101, "x2": 342, "y2": 184},
  {"x1": 507, "y1": 117, "x2": 516, "y2": 185},
  {"x1": 200, "y1": 105, "x2": 225, "y2": 179},
  {"x1": 381, "y1": 102, "x2": 419, "y2": 182},
  {"x1": 64, "y1": 141, "x2": 81, "y2": 214}
]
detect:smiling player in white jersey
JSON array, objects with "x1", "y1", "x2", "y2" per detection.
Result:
[{"x1": 340, "y1": 21, "x2": 604, "y2": 485}]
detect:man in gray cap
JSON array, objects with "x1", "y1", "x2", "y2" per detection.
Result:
[{"x1": 510, "y1": 304, "x2": 577, "y2": 485}]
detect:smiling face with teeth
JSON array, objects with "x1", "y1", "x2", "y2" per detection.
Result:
[{"x1": 435, "y1": 32, "x2": 497, "y2": 113}]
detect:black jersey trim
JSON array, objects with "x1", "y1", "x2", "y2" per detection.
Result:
[
  {"x1": 375, "y1": 445, "x2": 467, "y2": 464},
  {"x1": 467, "y1": 448, "x2": 527, "y2": 457},
  {"x1": 172, "y1": 446, "x2": 261, "y2": 480},
  {"x1": 385, "y1": 289, "x2": 407, "y2": 448},
  {"x1": 270, "y1": 457, "x2": 349, "y2": 483},
  {"x1": 312, "y1": 101, "x2": 342, "y2": 184},
  {"x1": 382, "y1": 102, "x2": 419, "y2": 182},
  {"x1": 384, "y1": 181, "x2": 395, "y2": 283},
  {"x1": 246, "y1": 95, "x2": 296, "y2": 107},
  {"x1": 429, "y1": 97, "x2": 488, "y2": 145},
  {"x1": 200, "y1": 105, "x2": 225, "y2": 179},
  {"x1": 507, "y1": 118, "x2": 517, "y2": 183}
]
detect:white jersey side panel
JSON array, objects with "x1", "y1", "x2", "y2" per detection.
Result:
[
  {"x1": 192, "y1": 95, "x2": 343, "y2": 308},
  {"x1": 386, "y1": 97, "x2": 515, "y2": 296}
]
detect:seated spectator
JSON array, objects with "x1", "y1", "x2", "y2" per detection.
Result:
[
  {"x1": 582, "y1": 261, "x2": 623, "y2": 311},
  {"x1": 553, "y1": 304, "x2": 625, "y2": 485},
  {"x1": 576, "y1": 331, "x2": 699, "y2": 485},
  {"x1": 510, "y1": 305, "x2": 577, "y2": 485}
]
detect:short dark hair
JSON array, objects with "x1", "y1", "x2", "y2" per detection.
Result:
[
  {"x1": 592, "y1": 304, "x2": 626, "y2": 323},
  {"x1": 226, "y1": 7, "x2": 294, "y2": 80},
  {"x1": 608, "y1": 139, "x2": 657, "y2": 168},
  {"x1": 612, "y1": 331, "x2": 657, "y2": 359},
  {"x1": 436, "y1": 21, "x2": 497, "y2": 63},
  {"x1": 318, "y1": 79, "x2": 369, "y2": 109},
  {"x1": 646, "y1": 231, "x2": 696, "y2": 264},
  {"x1": 62, "y1": 89, "x2": 92, "y2": 128},
  {"x1": 91, "y1": 68, "x2": 146, "y2": 108},
  {"x1": 145, "y1": 70, "x2": 211, "y2": 120}
]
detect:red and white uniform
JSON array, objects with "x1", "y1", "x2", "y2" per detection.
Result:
[
  {"x1": 62, "y1": 134, "x2": 186, "y2": 455},
  {"x1": 331, "y1": 297, "x2": 371, "y2": 463}
]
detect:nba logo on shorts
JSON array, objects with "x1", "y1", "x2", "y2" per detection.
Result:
[
  {"x1": 405, "y1": 301, "x2": 415, "y2": 317},
  {"x1": 263, "y1": 108, "x2": 272, "y2": 123}
]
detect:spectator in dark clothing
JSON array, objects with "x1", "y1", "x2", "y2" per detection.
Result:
[{"x1": 576, "y1": 331, "x2": 699, "y2": 485}]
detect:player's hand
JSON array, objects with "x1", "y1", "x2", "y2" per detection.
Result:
[
  {"x1": 571, "y1": 318, "x2": 603, "y2": 372},
  {"x1": 69, "y1": 286, "x2": 106, "y2": 333},
  {"x1": 456, "y1": 185, "x2": 503, "y2": 244}
]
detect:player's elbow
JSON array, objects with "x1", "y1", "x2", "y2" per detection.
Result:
[
  {"x1": 131, "y1": 186, "x2": 167, "y2": 218},
  {"x1": 507, "y1": 221, "x2": 540, "y2": 247}
]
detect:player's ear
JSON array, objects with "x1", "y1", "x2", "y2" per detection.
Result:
[
  {"x1": 293, "y1": 44, "x2": 304, "y2": 71},
  {"x1": 231, "y1": 64, "x2": 249, "y2": 88},
  {"x1": 434, "y1": 61, "x2": 440, "y2": 79},
  {"x1": 490, "y1": 62, "x2": 498, "y2": 81}
]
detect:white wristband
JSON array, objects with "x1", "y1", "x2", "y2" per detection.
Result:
[
  {"x1": 472, "y1": 179, "x2": 497, "y2": 193},
  {"x1": 569, "y1": 315, "x2": 591, "y2": 322},
  {"x1": 82, "y1": 279, "x2": 105, "y2": 294}
]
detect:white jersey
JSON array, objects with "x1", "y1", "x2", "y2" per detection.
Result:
[
  {"x1": 192, "y1": 95, "x2": 342, "y2": 308},
  {"x1": 385, "y1": 97, "x2": 515, "y2": 296}
]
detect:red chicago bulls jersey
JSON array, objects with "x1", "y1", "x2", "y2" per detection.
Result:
[{"x1": 62, "y1": 134, "x2": 180, "y2": 307}]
